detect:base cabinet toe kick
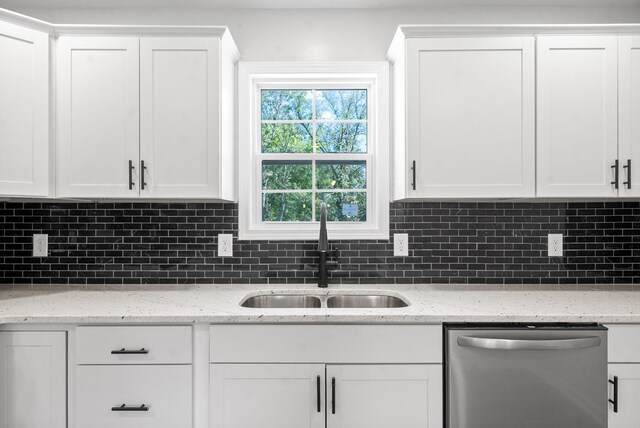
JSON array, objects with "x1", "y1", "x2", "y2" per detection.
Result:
[{"x1": 3, "y1": 323, "x2": 640, "y2": 428}]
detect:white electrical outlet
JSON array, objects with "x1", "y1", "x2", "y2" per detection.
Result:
[
  {"x1": 218, "y1": 234, "x2": 233, "y2": 257},
  {"x1": 548, "y1": 233, "x2": 563, "y2": 257},
  {"x1": 394, "y1": 233, "x2": 409, "y2": 257},
  {"x1": 33, "y1": 234, "x2": 48, "y2": 257}
]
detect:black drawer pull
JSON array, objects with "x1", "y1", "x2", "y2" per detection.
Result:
[
  {"x1": 331, "y1": 377, "x2": 336, "y2": 414},
  {"x1": 141, "y1": 160, "x2": 148, "y2": 190},
  {"x1": 128, "y1": 160, "x2": 135, "y2": 190},
  {"x1": 316, "y1": 375, "x2": 321, "y2": 413},
  {"x1": 111, "y1": 348, "x2": 149, "y2": 355},
  {"x1": 611, "y1": 159, "x2": 619, "y2": 189},
  {"x1": 609, "y1": 376, "x2": 618, "y2": 413},
  {"x1": 623, "y1": 159, "x2": 632, "y2": 190},
  {"x1": 411, "y1": 160, "x2": 416, "y2": 191},
  {"x1": 111, "y1": 404, "x2": 149, "y2": 412}
]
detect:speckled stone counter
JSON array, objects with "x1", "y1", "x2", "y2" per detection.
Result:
[{"x1": 0, "y1": 283, "x2": 639, "y2": 324}]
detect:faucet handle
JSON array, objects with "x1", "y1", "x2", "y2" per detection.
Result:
[{"x1": 325, "y1": 260, "x2": 338, "y2": 270}]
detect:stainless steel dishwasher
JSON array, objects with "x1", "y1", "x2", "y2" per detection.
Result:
[{"x1": 445, "y1": 323, "x2": 607, "y2": 428}]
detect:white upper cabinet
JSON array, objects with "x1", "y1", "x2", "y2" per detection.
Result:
[
  {"x1": 140, "y1": 37, "x2": 220, "y2": 198},
  {"x1": 0, "y1": 17, "x2": 50, "y2": 197},
  {"x1": 57, "y1": 30, "x2": 239, "y2": 200},
  {"x1": 57, "y1": 36, "x2": 140, "y2": 198},
  {"x1": 618, "y1": 36, "x2": 640, "y2": 197},
  {"x1": 388, "y1": 33, "x2": 535, "y2": 199},
  {"x1": 537, "y1": 36, "x2": 619, "y2": 197}
]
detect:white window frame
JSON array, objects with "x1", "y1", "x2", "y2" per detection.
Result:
[{"x1": 238, "y1": 62, "x2": 389, "y2": 241}]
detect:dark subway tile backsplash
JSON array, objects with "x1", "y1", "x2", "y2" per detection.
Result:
[{"x1": 0, "y1": 201, "x2": 639, "y2": 285}]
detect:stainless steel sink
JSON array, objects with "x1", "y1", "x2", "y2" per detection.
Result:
[
  {"x1": 241, "y1": 294, "x2": 322, "y2": 308},
  {"x1": 326, "y1": 294, "x2": 408, "y2": 308}
]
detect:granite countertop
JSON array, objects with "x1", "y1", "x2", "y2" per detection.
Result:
[{"x1": 0, "y1": 283, "x2": 639, "y2": 324}]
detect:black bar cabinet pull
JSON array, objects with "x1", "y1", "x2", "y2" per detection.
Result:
[
  {"x1": 110, "y1": 348, "x2": 149, "y2": 355},
  {"x1": 623, "y1": 159, "x2": 632, "y2": 190},
  {"x1": 111, "y1": 404, "x2": 149, "y2": 412},
  {"x1": 316, "y1": 375, "x2": 321, "y2": 413},
  {"x1": 611, "y1": 159, "x2": 619, "y2": 189},
  {"x1": 331, "y1": 377, "x2": 336, "y2": 415},
  {"x1": 141, "y1": 160, "x2": 147, "y2": 190},
  {"x1": 128, "y1": 160, "x2": 135, "y2": 190},
  {"x1": 411, "y1": 160, "x2": 416, "y2": 191},
  {"x1": 609, "y1": 376, "x2": 618, "y2": 413}
]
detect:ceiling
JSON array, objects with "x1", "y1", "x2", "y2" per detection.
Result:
[{"x1": 2, "y1": 0, "x2": 640, "y2": 8}]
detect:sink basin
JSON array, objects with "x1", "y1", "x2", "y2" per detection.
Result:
[
  {"x1": 241, "y1": 295, "x2": 322, "y2": 308},
  {"x1": 326, "y1": 295, "x2": 408, "y2": 308}
]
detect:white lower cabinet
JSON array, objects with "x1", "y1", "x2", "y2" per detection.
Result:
[
  {"x1": 75, "y1": 325, "x2": 194, "y2": 428},
  {"x1": 210, "y1": 364, "x2": 442, "y2": 428},
  {"x1": 607, "y1": 325, "x2": 640, "y2": 427},
  {"x1": 608, "y1": 364, "x2": 640, "y2": 428},
  {"x1": 209, "y1": 324, "x2": 443, "y2": 428},
  {"x1": 211, "y1": 364, "x2": 325, "y2": 428},
  {"x1": 76, "y1": 364, "x2": 192, "y2": 428},
  {"x1": 0, "y1": 331, "x2": 66, "y2": 428},
  {"x1": 326, "y1": 365, "x2": 442, "y2": 428}
]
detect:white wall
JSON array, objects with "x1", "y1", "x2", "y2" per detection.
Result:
[{"x1": 7, "y1": 6, "x2": 640, "y2": 60}]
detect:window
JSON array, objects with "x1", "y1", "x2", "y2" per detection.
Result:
[{"x1": 239, "y1": 63, "x2": 389, "y2": 240}]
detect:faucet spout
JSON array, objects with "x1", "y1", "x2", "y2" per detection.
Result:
[
  {"x1": 319, "y1": 202, "x2": 328, "y2": 252},
  {"x1": 318, "y1": 202, "x2": 331, "y2": 288}
]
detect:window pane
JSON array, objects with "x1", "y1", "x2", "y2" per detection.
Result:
[
  {"x1": 316, "y1": 123, "x2": 367, "y2": 153},
  {"x1": 262, "y1": 123, "x2": 313, "y2": 153},
  {"x1": 261, "y1": 90, "x2": 313, "y2": 120},
  {"x1": 262, "y1": 161, "x2": 312, "y2": 190},
  {"x1": 316, "y1": 90, "x2": 367, "y2": 120},
  {"x1": 316, "y1": 192, "x2": 366, "y2": 222},
  {"x1": 316, "y1": 161, "x2": 366, "y2": 189},
  {"x1": 263, "y1": 192, "x2": 312, "y2": 222}
]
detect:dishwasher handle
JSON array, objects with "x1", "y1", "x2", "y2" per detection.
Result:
[{"x1": 457, "y1": 336, "x2": 602, "y2": 351}]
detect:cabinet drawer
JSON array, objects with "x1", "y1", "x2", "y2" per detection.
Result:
[
  {"x1": 210, "y1": 324, "x2": 442, "y2": 363},
  {"x1": 76, "y1": 326, "x2": 192, "y2": 364},
  {"x1": 607, "y1": 325, "x2": 640, "y2": 362},
  {"x1": 76, "y1": 365, "x2": 192, "y2": 428}
]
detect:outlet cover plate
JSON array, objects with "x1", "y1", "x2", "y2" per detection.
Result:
[
  {"x1": 218, "y1": 234, "x2": 233, "y2": 257},
  {"x1": 548, "y1": 233, "x2": 563, "y2": 257},
  {"x1": 33, "y1": 234, "x2": 48, "y2": 257},
  {"x1": 394, "y1": 233, "x2": 409, "y2": 257}
]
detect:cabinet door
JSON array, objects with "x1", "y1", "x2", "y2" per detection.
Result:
[
  {"x1": 211, "y1": 364, "x2": 325, "y2": 428},
  {"x1": 537, "y1": 36, "x2": 618, "y2": 197},
  {"x1": 0, "y1": 20, "x2": 49, "y2": 196},
  {"x1": 0, "y1": 331, "x2": 66, "y2": 428},
  {"x1": 619, "y1": 36, "x2": 640, "y2": 197},
  {"x1": 326, "y1": 365, "x2": 442, "y2": 428},
  {"x1": 57, "y1": 37, "x2": 140, "y2": 198},
  {"x1": 140, "y1": 37, "x2": 219, "y2": 198},
  {"x1": 406, "y1": 37, "x2": 535, "y2": 198},
  {"x1": 608, "y1": 364, "x2": 640, "y2": 428}
]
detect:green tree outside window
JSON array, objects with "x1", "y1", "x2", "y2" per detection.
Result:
[{"x1": 260, "y1": 89, "x2": 368, "y2": 222}]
